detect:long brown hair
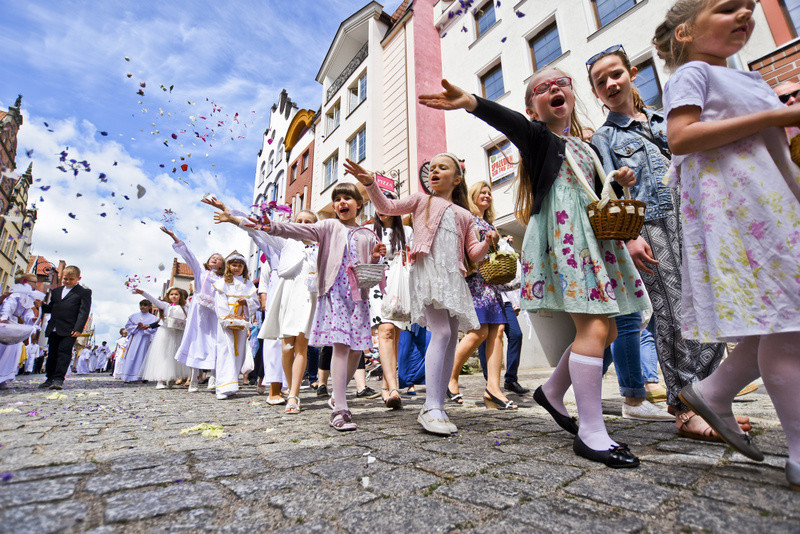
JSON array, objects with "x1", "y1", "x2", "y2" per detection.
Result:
[
  {"x1": 424, "y1": 153, "x2": 469, "y2": 230},
  {"x1": 203, "y1": 254, "x2": 225, "y2": 276},
  {"x1": 223, "y1": 259, "x2": 249, "y2": 284},
  {"x1": 587, "y1": 50, "x2": 647, "y2": 113},
  {"x1": 158, "y1": 287, "x2": 188, "y2": 319},
  {"x1": 652, "y1": 0, "x2": 714, "y2": 71}
]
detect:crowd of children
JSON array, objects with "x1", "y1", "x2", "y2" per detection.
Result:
[{"x1": 14, "y1": 0, "x2": 792, "y2": 491}]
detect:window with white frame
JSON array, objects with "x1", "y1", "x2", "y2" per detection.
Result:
[
  {"x1": 348, "y1": 71, "x2": 367, "y2": 112},
  {"x1": 323, "y1": 151, "x2": 338, "y2": 189},
  {"x1": 529, "y1": 23, "x2": 561, "y2": 71},
  {"x1": 634, "y1": 58, "x2": 663, "y2": 109},
  {"x1": 326, "y1": 100, "x2": 340, "y2": 135},
  {"x1": 591, "y1": 0, "x2": 637, "y2": 28},
  {"x1": 302, "y1": 151, "x2": 309, "y2": 170},
  {"x1": 481, "y1": 64, "x2": 505, "y2": 101},
  {"x1": 348, "y1": 126, "x2": 366, "y2": 163},
  {"x1": 475, "y1": 1, "x2": 497, "y2": 38}
]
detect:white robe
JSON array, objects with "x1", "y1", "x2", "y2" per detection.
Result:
[
  {"x1": 140, "y1": 291, "x2": 189, "y2": 381},
  {"x1": 0, "y1": 291, "x2": 37, "y2": 383},
  {"x1": 75, "y1": 348, "x2": 92, "y2": 374},
  {"x1": 116, "y1": 311, "x2": 158, "y2": 381},
  {"x1": 213, "y1": 275, "x2": 258, "y2": 396},
  {"x1": 112, "y1": 336, "x2": 129, "y2": 378},
  {"x1": 24, "y1": 343, "x2": 38, "y2": 373},
  {"x1": 95, "y1": 346, "x2": 110, "y2": 371},
  {"x1": 172, "y1": 241, "x2": 221, "y2": 370}
]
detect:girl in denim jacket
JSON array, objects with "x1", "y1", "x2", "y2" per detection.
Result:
[{"x1": 588, "y1": 47, "x2": 728, "y2": 441}]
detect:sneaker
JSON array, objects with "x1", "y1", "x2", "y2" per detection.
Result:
[
  {"x1": 187, "y1": 382, "x2": 199, "y2": 393},
  {"x1": 155, "y1": 381, "x2": 167, "y2": 389},
  {"x1": 215, "y1": 391, "x2": 229, "y2": 400},
  {"x1": 356, "y1": 386, "x2": 381, "y2": 399},
  {"x1": 206, "y1": 376, "x2": 216, "y2": 390},
  {"x1": 622, "y1": 400, "x2": 673, "y2": 421},
  {"x1": 317, "y1": 384, "x2": 329, "y2": 397},
  {"x1": 300, "y1": 379, "x2": 311, "y2": 390},
  {"x1": 50, "y1": 379, "x2": 64, "y2": 390},
  {"x1": 38, "y1": 380, "x2": 53, "y2": 389}
]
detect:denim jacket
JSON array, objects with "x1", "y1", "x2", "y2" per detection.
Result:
[{"x1": 591, "y1": 108, "x2": 674, "y2": 221}]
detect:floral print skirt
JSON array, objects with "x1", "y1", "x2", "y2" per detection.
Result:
[{"x1": 309, "y1": 258, "x2": 372, "y2": 350}]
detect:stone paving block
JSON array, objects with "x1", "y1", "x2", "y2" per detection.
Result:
[
  {"x1": 564, "y1": 472, "x2": 676, "y2": 513},
  {"x1": 676, "y1": 496, "x2": 800, "y2": 533},
  {"x1": 656, "y1": 439, "x2": 728, "y2": 458},
  {"x1": 436, "y1": 474, "x2": 543, "y2": 509},
  {"x1": 419, "y1": 441, "x2": 520, "y2": 465},
  {"x1": 308, "y1": 456, "x2": 393, "y2": 482},
  {"x1": 363, "y1": 467, "x2": 440, "y2": 495},
  {"x1": 341, "y1": 494, "x2": 473, "y2": 533},
  {"x1": 145, "y1": 508, "x2": 217, "y2": 532},
  {"x1": 219, "y1": 472, "x2": 315, "y2": 500},
  {"x1": 265, "y1": 445, "x2": 368, "y2": 469},
  {"x1": 268, "y1": 485, "x2": 378, "y2": 520},
  {"x1": 6, "y1": 462, "x2": 97, "y2": 482},
  {"x1": 639, "y1": 452, "x2": 721, "y2": 468},
  {"x1": 0, "y1": 500, "x2": 88, "y2": 534},
  {"x1": 627, "y1": 461, "x2": 706, "y2": 489},
  {"x1": 370, "y1": 444, "x2": 438, "y2": 465},
  {"x1": 104, "y1": 482, "x2": 223, "y2": 522},
  {"x1": 728, "y1": 452, "x2": 788, "y2": 469},
  {"x1": 501, "y1": 497, "x2": 646, "y2": 533},
  {"x1": 109, "y1": 452, "x2": 189, "y2": 471},
  {"x1": 493, "y1": 459, "x2": 584, "y2": 488},
  {"x1": 86, "y1": 464, "x2": 192, "y2": 494},
  {"x1": 195, "y1": 457, "x2": 269, "y2": 478},
  {"x1": 696, "y1": 478, "x2": 800, "y2": 518},
  {"x1": 610, "y1": 427, "x2": 672, "y2": 446},
  {"x1": 712, "y1": 463, "x2": 788, "y2": 486},
  {"x1": 417, "y1": 457, "x2": 488, "y2": 477},
  {"x1": 271, "y1": 519, "x2": 339, "y2": 534},
  {"x1": 0, "y1": 477, "x2": 78, "y2": 508}
]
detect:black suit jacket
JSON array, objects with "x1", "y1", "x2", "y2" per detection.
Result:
[{"x1": 42, "y1": 285, "x2": 92, "y2": 336}]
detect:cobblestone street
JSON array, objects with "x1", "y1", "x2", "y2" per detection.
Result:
[{"x1": 0, "y1": 369, "x2": 797, "y2": 533}]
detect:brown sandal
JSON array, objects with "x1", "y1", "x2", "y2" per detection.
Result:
[
  {"x1": 676, "y1": 411, "x2": 723, "y2": 442},
  {"x1": 384, "y1": 388, "x2": 402, "y2": 410}
]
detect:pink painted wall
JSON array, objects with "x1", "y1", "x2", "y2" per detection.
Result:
[{"x1": 413, "y1": 0, "x2": 447, "y2": 167}]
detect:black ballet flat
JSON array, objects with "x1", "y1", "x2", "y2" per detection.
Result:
[
  {"x1": 573, "y1": 435, "x2": 640, "y2": 469},
  {"x1": 533, "y1": 386, "x2": 578, "y2": 435}
]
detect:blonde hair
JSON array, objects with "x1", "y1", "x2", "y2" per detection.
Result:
[
  {"x1": 223, "y1": 259, "x2": 249, "y2": 284},
  {"x1": 653, "y1": 0, "x2": 714, "y2": 70},
  {"x1": 63, "y1": 265, "x2": 81, "y2": 278},
  {"x1": 294, "y1": 209, "x2": 318, "y2": 223},
  {"x1": 468, "y1": 181, "x2": 495, "y2": 223}
]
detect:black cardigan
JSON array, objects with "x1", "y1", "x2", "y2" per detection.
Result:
[{"x1": 470, "y1": 96, "x2": 611, "y2": 215}]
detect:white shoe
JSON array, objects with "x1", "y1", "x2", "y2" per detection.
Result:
[
  {"x1": 417, "y1": 406, "x2": 453, "y2": 436},
  {"x1": 440, "y1": 410, "x2": 458, "y2": 434},
  {"x1": 155, "y1": 381, "x2": 167, "y2": 389},
  {"x1": 622, "y1": 400, "x2": 674, "y2": 421},
  {"x1": 206, "y1": 376, "x2": 216, "y2": 390},
  {"x1": 187, "y1": 382, "x2": 199, "y2": 393},
  {"x1": 215, "y1": 391, "x2": 228, "y2": 400}
]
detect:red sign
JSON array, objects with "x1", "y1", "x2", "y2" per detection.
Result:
[{"x1": 375, "y1": 174, "x2": 395, "y2": 192}]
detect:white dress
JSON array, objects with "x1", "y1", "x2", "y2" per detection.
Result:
[
  {"x1": 75, "y1": 350, "x2": 91, "y2": 374},
  {"x1": 368, "y1": 225, "x2": 413, "y2": 330},
  {"x1": 0, "y1": 290, "x2": 37, "y2": 383},
  {"x1": 112, "y1": 336, "x2": 129, "y2": 378},
  {"x1": 409, "y1": 208, "x2": 478, "y2": 332},
  {"x1": 141, "y1": 291, "x2": 189, "y2": 381},
  {"x1": 213, "y1": 275, "x2": 259, "y2": 396},
  {"x1": 172, "y1": 241, "x2": 220, "y2": 370},
  {"x1": 116, "y1": 311, "x2": 158, "y2": 381},
  {"x1": 261, "y1": 241, "x2": 318, "y2": 339},
  {"x1": 24, "y1": 343, "x2": 38, "y2": 373}
]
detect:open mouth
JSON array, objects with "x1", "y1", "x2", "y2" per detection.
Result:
[
  {"x1": 608, "y1": 88, "x2": 621, "y2": 98},
  {"x1": 550, "y1": 94, "x2": 565, "y2": 108},
  {"x1": 732, "y1": 25, "x2": 748, "y2": 34}
]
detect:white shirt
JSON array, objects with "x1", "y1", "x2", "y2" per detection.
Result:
[{"x1": 61, "y1": 286, "x2": 72, "y2": 298}]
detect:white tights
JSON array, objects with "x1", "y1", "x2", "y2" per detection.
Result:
[
  {"x1": 423, "y1": 306, "x2": 459, "y2": 420},
  {"x1": 331, "y1": 343, "x2": 361, "y2": 412}
]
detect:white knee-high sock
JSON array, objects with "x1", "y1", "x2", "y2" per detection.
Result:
[
  {"x1": 423, "y1": 307, "x2": 457, "y2": 419},
  {"x1": 331, "y1": 343, "x2": 350, "y2": 412},
  {"x1": 541, "y1": 343, "x2": 573, "y2": 416},
  {"x1": 569, "y1": 352, "x2": 616, "y2": 451},
  {"x1": 757, "y1": 333, "x2": 800, "y2": 462},
  {"x1": 694, "y1": 336, "x2": 760, "y2": 435}
]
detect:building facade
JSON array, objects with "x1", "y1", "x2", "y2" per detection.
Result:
[{"x1": 284, "y1": 109, "x2": 316, "y2": 215}]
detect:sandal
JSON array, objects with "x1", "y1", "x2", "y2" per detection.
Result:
[
  {"x1": 384, "y1": 388, "x2": 402, "y2": 410},
  {"x1": 676, "y1": 410, "x2": 723, "y2": 443},
  {"x1": 406, "y1": 386, "x2": 417, "y2": 396},
  {"x1": 329, "y1": 409, "x2": 357, "y2": 431},
  {"x1": 257, "y1": 385, "x2": 266, "y2": 395},
  {"x1": 447, "y1": 388, "x2": 463, "y2": 404},
  {"x1": 483, "y1": 389, "x2": 517, "y2": 410},
  {"x1": 285, "y1": 396, "x2": 300, "y2": 414}
]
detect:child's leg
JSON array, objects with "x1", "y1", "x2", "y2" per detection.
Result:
[
  {"x1": 331, "y1": 343, "x2": 359, "y2": 412},
  {"x1": 376, "y1": 323, "x2": 400, "y2": 396},
  {"x1": 448, "y1": 325, "x2": 488, "y2": 394},
  {"x1": 540, "y1": 343, "x2": 573, "y2": 416},
  {"x1": 290, "y1": 334, "x2": 309, "y2": 398},
  {"x1": 569, "y1": 313, "x2": 617, "y2": 451},
  {"x1": 281, "y1": 337, "x2": 295, "y2": 394},
  {"x1": 693, "y1": 336, "x2": 760, "y2": 435},
  {"x1": 484, "y1": 324, "x2": 512, "y2": 401},
  {"x1": 423, "y1": 306, "x2": 459, "y2": 419},
  {"x1": 757, "y1": 332, "x2": 800, "y2": 463}
]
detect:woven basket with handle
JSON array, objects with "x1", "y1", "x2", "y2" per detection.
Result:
[
  {"x1": 478, "y1": 250, "x2": 517, "y2": 285},
  {"x1": 565, "y1": 142, "x2": 646, "y2": 241},
  {"x1": 348, "y1": 227, "x2": 387, "y2": 289}
]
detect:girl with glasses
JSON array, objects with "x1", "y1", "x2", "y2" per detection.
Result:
[{"x1": 419, "y1": 69, "x2": 649, "y2": 467}]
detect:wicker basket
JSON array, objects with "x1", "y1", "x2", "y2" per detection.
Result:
[
  {"x1": 565, "y1": 143, "x2": 646, "y2": 241},
  {"x1": 478, "y1": 252, "x2": 518, "y2": 285},
  {"x1": 791, "y1": 135, "x2": 800, "y2": 167},
  {"x1": 220, "y1": 314, "x2": 248, "y2": 331},
  {"x1": 348, "y1": 227, "x2": 387, "y2": 289}
]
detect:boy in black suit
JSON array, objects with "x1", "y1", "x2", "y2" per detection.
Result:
[{"x1": 39, "y1": 265, "x2": 92, "y2": 390}]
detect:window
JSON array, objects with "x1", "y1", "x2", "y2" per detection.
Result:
[
  {"x1": 260, "y1": 161, "x2": 266, "y2": 180},
  {"x1": 481, "y1": 64, "x2": 505, "y2": 101},
  {"x1": 634, "y1": 59, "x2": 663, "y2": 109},
  {"x1": 348, "y1": 127, "x2": 366, "y2": 163},
  {"x1": 267, "y1": 150, "x2": 274, "y2": 175},
  {"x1": 486, "y1": 140, "x2": 516, "y2": 186},
  {"x1": 290, "y1": 163, "x2": 298, "y2": 183},
  {"x1": 348, "y1": 71, "x2": 367, "y2": 112},
  {"x1": 783, "y1": 0, "x2": 800, "y2": 37},
  {"x1": 475, "y1": 1, "x2": 497, "y2": 38},
  {"x1": 277, "y1": 139, "x2": 284, "y2": 163},
  {"x1": 530, "y1": 23, "x2": 561, "y2": 71},
  {"x1": 592, "y1": 0, "x2": 636, "y2": 27},
  {"x1": 299, "y1": 193, "x2": 305, "y2": 209},
  {"x1": 302, "y1": 151, "x2": 309, "y2": 170},
  {"x1": 324, "y1": 151, "x2": 338, "y2": 189},
  {"x1": 326, "y1": 101, "x2": 340, "y2": 135}
]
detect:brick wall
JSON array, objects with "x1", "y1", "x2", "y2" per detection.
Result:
[{"x1": 750, "y1": 38, "x2": 800, "y2": 87}]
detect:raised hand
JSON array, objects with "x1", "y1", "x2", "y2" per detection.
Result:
[
  {"x1": 160, "y1": 226, "x2": 179, "y2": 242},
  {"x1": 132, "y1": 288, "x2": 144, "y2": 295},
  {"x1": 201, "y1": 196, "x2": 227, "y2": 211},
  {"x1": 244, "y1": 215, "x2": 271, "y2": 232},
  {"x1": 343, "y1": 159, "x2": 375, "y2": 186},
  {"x1": 419, "y1": 79, "x2": 478, "y2": 112},
  {"x1": 213, "y1": 211, "x2": 237, "y2": 225}
]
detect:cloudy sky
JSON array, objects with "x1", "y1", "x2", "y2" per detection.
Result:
[{"x1": 2, "y1": 0, "x2": 403, "y2": 342}]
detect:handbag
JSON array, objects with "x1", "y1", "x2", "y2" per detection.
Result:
[
  {"x1": 565, "y1": 142, "x2": 646, "y2": 241},
  {"x1": 381, "y1": 252, "x2": 411, "y2": 322}
]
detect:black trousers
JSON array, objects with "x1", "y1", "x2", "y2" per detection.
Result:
[{"x1": 46, "y1": 333, "x2": 77, "y2": 381}]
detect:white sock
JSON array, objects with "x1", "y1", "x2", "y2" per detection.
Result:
[{"x1": 569, "y1": 352, "x2": 617, "y2": 451}]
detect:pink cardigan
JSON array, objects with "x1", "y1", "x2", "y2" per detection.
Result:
[
  {"x1": 366, "y1": 181, "x2": 490, "y2": 274},
  {"x1": 268, "y1": 218, "x2": 378, "y2": 298}
]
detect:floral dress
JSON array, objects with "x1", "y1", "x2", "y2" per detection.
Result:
[
  {"x1": 520, "y1": 137, "x2": 649, "y2": 317},
  {"x1": 465, "y1": 216, "x2": 506, "y2": 325}
]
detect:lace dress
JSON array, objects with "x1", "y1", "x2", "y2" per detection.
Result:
[{"x1": 409, "y1": 208, "x2": 478, "y2": 331}]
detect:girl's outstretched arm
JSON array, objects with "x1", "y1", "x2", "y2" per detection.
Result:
[
  {"x1": 344, "y1": 159, "x2": 418, "y2": 217},
  {"x1": 133, "y1": 289, "x2": 167, "y2": 311},
  {"x1": 160, "y1": 226, "x2": 179, "y2": 243},
  {"x1": 419, "y1": 79, "x2": 478, "y2": 112}
]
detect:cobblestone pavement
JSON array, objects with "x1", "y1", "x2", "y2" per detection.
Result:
[{"x1": 0, "y1": 368, "x2": 797, "y2": 533}]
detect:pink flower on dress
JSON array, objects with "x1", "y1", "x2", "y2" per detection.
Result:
[
  {"x1": 635, "y1": 290, "x2": 644, "y2": 298},
  {"x1": 749, "y1": 221, "x2": 767, "y2": 240},
  {"x1": 564, "y1": 233, "x2": 574, "y2": 245},
  {"x1": 556, "y1": 210, "x2": 569, "y2": 225},
  {"x1": 589, "y1": 288, "x2": 601, "y2": 301},
  {"x1": 566, "y1": 256, "x2": 577, "y2": 269},
  {"x1": 604, "y1": 251, "x2": 617, "y2": 264},
  {"x1": 562, "y1": 247, "x2": 571, "y2": 256}
]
